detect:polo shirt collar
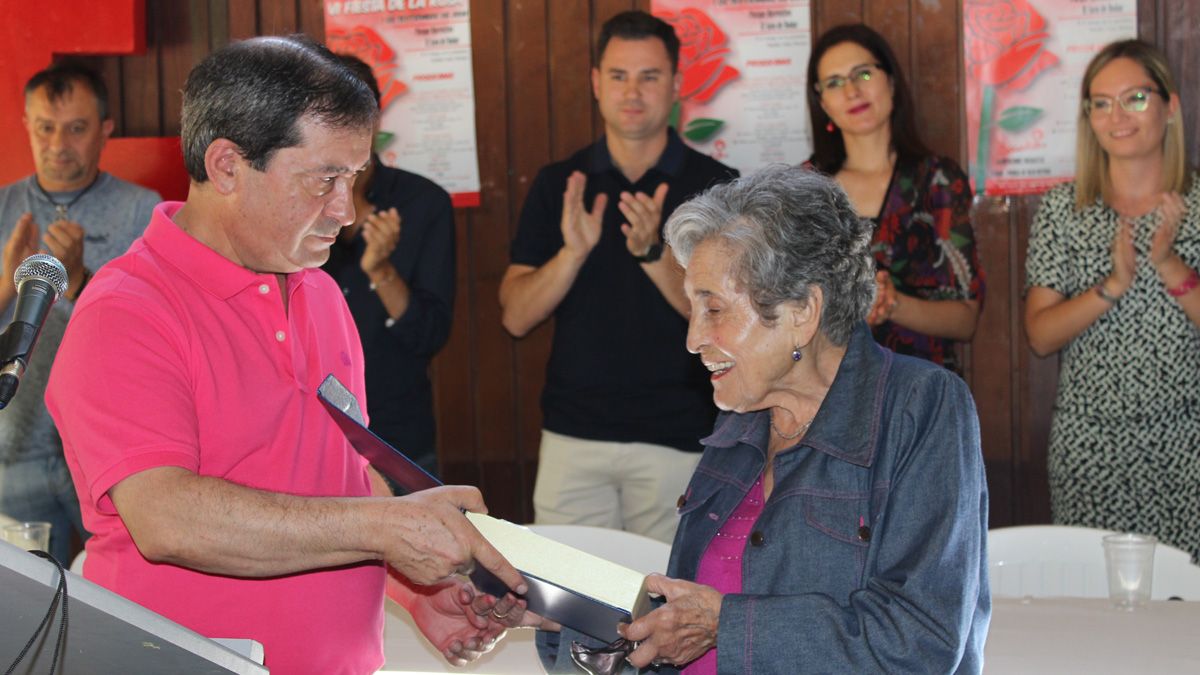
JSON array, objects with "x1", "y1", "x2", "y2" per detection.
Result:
[
  {"x1": 700, "y1": 323, "x2": 890, "y2": 468},
  {"x1": 586, "y1": 128, "x2": 688, "y2": 179},
  {"x1": 143, "y1": 201, "x2": 312, "y2": 300}
]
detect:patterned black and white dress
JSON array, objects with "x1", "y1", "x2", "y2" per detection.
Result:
[{"x1": 1026, "y1": 178, "x2": 1200, "y2": 562}]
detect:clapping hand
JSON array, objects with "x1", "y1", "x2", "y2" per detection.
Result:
[
  {"x1": 43, "y1": 217, "x2": 86, "y2": 299},
  {"x1": 1149, "y1": 192, "x2": 1186, "y2": 272},
  {"x1": 1105, "y1": 215, "x2": 1136, "y2": 299},
  {"x1": 359, "y1": 207, "x2": 401, "y2": 276},
  {"x1": 866, "y1": 270, "x2": 899, "y2": 325},
  {"x1": 619, "y1": 183, "x2": 669, "y2": 258},
  {"x1": 2, "y1": 214, "x2": 40, "y2": 298},
  {"x1": 560, "y1": 171, "x2": 606, "y2": 261}
]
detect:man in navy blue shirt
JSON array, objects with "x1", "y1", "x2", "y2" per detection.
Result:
[
  {"x1": 325, "y1": 55, "x2": 454, "y2": 477},
  {"x1": 500, "y1": 11, "x2": 737, "y2": 542}
]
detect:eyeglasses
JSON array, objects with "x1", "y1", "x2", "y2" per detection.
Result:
[
  {"x1": 1082, "y1": 87, "x2": 1164, "y2": 117},
  {"x1": 814, "y1": 64, "x2": 883, "y2": 94}
]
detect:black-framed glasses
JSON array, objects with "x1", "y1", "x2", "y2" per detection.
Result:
[
  {"x1": 814, "y1": 64, "x2": 883, "y2": 94},
  {"x1": 1082, "y1": 87, "x2": 1165, "y2": 117}
]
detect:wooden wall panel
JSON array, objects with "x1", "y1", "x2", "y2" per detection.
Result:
[
  {"x1": 76, "y1": 0, "x2": 1200, "y2": 527},
  {"x1": 910, "y1": 0, "x2": 963, "y2": 163}
]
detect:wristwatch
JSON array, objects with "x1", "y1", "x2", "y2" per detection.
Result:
[{"x1": 632, "y1": 242, "x2": 664, "y2": 263}]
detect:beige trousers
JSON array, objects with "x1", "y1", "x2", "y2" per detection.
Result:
[{"x1": 532, "y1": 429, "x2": 702, "y2": 544}]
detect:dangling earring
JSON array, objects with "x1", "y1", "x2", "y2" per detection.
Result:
[
  {"x1": 826, "y1": 121, "x2": 836, "y2": 133},
  {"x1": 792, "y1": 346, "x2": 803, "y2": 362}
]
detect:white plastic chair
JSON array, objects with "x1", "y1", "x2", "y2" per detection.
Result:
[
  {"x1": 988, "y1": 525, "x2": 1200, "y2": 600},
  {"x1": 71, "y1": 548, "x2": 87, "y2": 575}
]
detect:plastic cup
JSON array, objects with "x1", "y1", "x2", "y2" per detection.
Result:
[
  {"x1": 1102, "y1": 533, "x2": 1156, "y2": 610},
  {"x1": 1, "y1": 521, "x2": 52, "y2": 552}
]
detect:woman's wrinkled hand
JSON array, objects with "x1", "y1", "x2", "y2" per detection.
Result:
[{"x1": 617, "y1": 574, "x2": 722, "y2": 669}]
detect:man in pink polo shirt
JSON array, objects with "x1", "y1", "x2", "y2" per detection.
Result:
[{"x1": 45, "y1": 36, "x2": 526, "y2": 674}]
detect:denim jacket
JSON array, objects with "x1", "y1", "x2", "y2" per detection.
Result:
[{"x1": 539, "y1": 324, "x2": 990, "y2": 674}]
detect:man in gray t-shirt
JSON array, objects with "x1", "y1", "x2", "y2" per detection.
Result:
[{"x1": 0, "y1": 63, "x2": 159, "y2": 564}]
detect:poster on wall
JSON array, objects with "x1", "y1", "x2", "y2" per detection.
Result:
[
  {"x1": 324, "y1": 0, "x2": 481, "y2": 207},
  {"x1": 650, "y1": 0, "x2": 813, "y2": 173},
  {"x1": 964, "y1": 0, "x2": 1136, "y2": 196}
]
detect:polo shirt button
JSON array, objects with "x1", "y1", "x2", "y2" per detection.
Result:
[
  {"x1": 858, "y1": 525, "x2": 871, "y2": 542},
  {"x1": 676, "y1": 494, "x2": 687, "y2": 509},
  {"x1": 749, "y1": 531, "x2": 765, "y2": 547},
  {"x1": 258, "y1": 284, "x2": 270, "y2": 294},
  {"x1": 275, "y1": 331, "x2": 286, "y2": 342},
  {"x1": 342, "y1": 287, "x2": 350, "y2": 296}
]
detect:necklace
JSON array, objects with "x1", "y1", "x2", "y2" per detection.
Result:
[
  {"x1": 770, "y1": 414, "x2": 813, "y2": 440},
  {"x1": 32, "y1": 174, "x2": 101, "y2": 220}
]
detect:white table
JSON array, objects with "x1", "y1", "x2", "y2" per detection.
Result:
[
  {"x1": 381, "y1": 596, "x2": 1200, "y2": 674},
  {"x1": 985, "y1": 597, "x2": 1200, "y2": 673}
]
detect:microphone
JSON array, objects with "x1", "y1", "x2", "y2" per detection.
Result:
[{"x1": 0, "y1": 254, "x2": 68, "y2": 409}]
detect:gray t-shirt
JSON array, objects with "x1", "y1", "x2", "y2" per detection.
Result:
[{"x1": 0, "y1": 173, "x2": 160, "y2": 463}]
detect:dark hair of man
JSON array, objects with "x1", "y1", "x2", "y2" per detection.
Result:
[
  {"x1": 806, "y1": 24, "x2": 931, "y2": 174},
  {"x1": 24, "y1": 62, "x2": 110, "y2": 121},
  {"x1": 181, "y1": 34, "x2": 378, "y2": 183},
  {"x1": 596, "y1": 10, "x2": 680, "y2": 72},
  {"x1": 336, "y1": 53, "x2": 382, "y2": 108}
]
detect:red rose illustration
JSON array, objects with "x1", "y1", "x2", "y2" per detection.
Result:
[
  {"x1": 658, "y1": 9, "x2": 740, "y2": 103},
  {"x1": 328, "y1": 25, "x2": 408, "y2": 109},
  {"x1": 965, "y1": 0, "x2": 1058, "y2": 91}
]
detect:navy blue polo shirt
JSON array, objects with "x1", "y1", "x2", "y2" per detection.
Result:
[{"x1": 510, "y1": 130, "x2": 738, "y2": 452}]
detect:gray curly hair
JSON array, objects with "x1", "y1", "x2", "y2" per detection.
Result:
[{"x1": 665, "y1": 164, "x2": 875, "y2": 345}]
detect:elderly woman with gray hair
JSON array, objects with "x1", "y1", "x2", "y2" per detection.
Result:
[{"x1": 538, "y1": 165, "x2": 990, "y2": 674}]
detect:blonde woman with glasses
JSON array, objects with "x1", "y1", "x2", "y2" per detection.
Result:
[
  {"x1": 805, "y1": 24, "x2": 985, "y2": 375},
  {"x1": 1025, "y1": 39, "x2": 1200, "y2": 563}
]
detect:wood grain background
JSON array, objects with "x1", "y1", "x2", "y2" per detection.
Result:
[{"x1": 74, "y1": 0, "x2": 1200, "y2": 525}]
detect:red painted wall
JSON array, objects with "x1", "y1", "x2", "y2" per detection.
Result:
[{"x1": 0, "y1": 0, "x2": 187, "y2": 200}]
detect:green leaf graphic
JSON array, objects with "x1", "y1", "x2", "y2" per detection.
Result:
[
  {"x1": 374, "y1": 130, "x2": 395, "y2": 152},
  {"x1": 684, "y1": 118, "x2": 724, "y2": 142},
  {"x1": 668, "y1": 102, "x2": 682, "y2": 131},
  {"x1": 996, "y1": 106, "x2": 1042, "y2": 133}
]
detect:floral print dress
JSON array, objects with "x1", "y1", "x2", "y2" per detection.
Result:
[{"x1": 872, "y1": 156, "x2": 985, "y2": 374}]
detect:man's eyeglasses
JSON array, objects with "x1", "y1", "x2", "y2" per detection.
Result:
[
  {"x1": 814, "y1": 64, "x2": 883, "y2": 94},
  {"x1": 1082, "y1": 87, "x2": 1165, "y2": 117}
]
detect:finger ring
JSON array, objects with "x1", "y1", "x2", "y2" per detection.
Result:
[{"x1": 491, "y1": 607, "x2": 511, "y2": 620}]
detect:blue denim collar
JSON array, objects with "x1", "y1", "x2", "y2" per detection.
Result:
[{"x1": 700, "y1": 323, "x2": 890, "y2": 468}]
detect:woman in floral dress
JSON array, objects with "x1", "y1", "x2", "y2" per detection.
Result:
[{"x1": 806, "y1": 24, "x2": 984, "y2": 374}]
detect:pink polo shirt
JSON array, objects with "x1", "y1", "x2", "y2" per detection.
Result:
[{"x1": 46, "y1": 202, "x2": 385, "y2": 674}]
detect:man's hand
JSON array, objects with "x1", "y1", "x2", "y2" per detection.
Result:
[
  {"x1": 619, "y1": 574, "x2": 722, "y2": 669},
  {"x1": 359, "y1": 207, "x2": 401, "y2": 277},
  {"x1": 43, "y1": 219, "x2": 86, "y2": 298},
  {"x1": 382, "y1": 486, "x2": 528, "y2": 594},
  {"x1": 560, "y1": 171, "x2": 605, "y2": 261},
  {"x1": 619, "y1": 182, "x2": 669, "y2": 258},
  {"x1": 395, "y1": 574, "x2": 508, "y2": 666},
  {"x1": 2, "y1": 214, "x2": 40, "y2": 301},
  {"x1": 464, "y1": 585, "x2": 560, "y2": 632}
]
